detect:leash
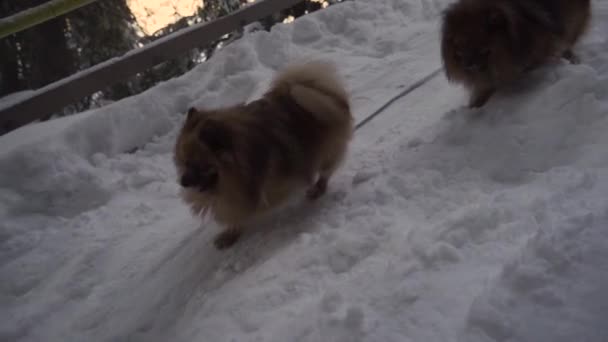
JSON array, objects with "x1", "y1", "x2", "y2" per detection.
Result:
[{"x1": 354, "y1": 67, "x2": 443, "y2": 131}]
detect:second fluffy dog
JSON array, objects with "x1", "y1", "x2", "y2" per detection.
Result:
[
  {"x1": 441, "y1": 0, "x2": 591, "y2": 108},
  {"x1": 174, "y1": 61, "x2": 353, "y2": 249}
]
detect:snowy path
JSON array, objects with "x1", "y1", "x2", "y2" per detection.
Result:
[{"x1": 2, "y1": 1, "x2": 608, "y2": 341}]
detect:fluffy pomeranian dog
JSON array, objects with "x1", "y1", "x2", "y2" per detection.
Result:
[
  {"x1": 174, "y1": 61, "x2": 353, "y2": 249},
  {"x1": 441, "y1": 0, "x2": 591, "y2": 108}
]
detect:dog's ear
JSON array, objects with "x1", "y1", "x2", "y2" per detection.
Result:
[
  {"x1": 184, "y1": 107, "x2": 202, "y2": 129},
  {"x1": 185, "y1": 107, "x2": 215, "y2": 130},
  {"x1": 199, "y1": 120, "x2": 232, "y2": 152},
  {"x1": 486, "y1": 7, "x2": 507, "y2": 31},
  {"x1": 186, "y1": 107, "x2": 198, "y2": 120}
]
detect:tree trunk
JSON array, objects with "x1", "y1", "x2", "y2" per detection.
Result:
[
  {"x1": 0, "y1": 36, "x2": 22, "y2": 96},
  {"x1": 24, "y1": 17, "x2": 74, "y2": 88}
]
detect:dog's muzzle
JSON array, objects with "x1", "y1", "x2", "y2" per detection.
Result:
[{"x1": 180, "y1": 168, "x2": 218, "y2": 192}]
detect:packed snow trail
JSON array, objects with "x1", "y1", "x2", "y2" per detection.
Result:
[{"x1": 2, "y1": 1, "x2": 608, "y2": 341}]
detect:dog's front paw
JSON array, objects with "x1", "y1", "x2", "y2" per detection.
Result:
[
  {"x1": 306, "y1": 179, "x2": 328, "y2": 201},
  {"x1": 213, "y1": 230, "x2": 241, "y2": 250},
  {"x1": 562, "y1": 49, "x2": 580, "y2": 64}
]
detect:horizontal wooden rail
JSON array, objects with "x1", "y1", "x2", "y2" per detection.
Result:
[
  {"x1": 0, "y1": 0, "x2": 305, "y2": 135},
  {"x1": 0, "y1": 0, "x2": 100, "y2": 39}
]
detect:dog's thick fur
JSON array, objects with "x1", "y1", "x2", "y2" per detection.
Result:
[
  {"x1": 441, "y1": 0, "x2": 591, "y2": 107},
  {"x1": 174, "y1": 61, "x2": 353, "y2": 249}
]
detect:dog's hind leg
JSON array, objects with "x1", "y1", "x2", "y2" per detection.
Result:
[
  {"x1": 306, "y1": 176, "x2": 328, "y2": 201},
  {"x1": 469, "y1": 85, "x2": 495, "y2": 108}
]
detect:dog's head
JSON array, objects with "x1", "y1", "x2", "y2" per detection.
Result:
[
  {"x1": 174, "y1": 107, "x2": 234, "y2": 193},
  {"x1": 441, "y1": 1, "x2": 521, "y2": 85}
]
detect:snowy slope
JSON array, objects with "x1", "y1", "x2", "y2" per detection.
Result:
[{"x1": 2, "y1": 0, "x2": 608, "y2": 341}]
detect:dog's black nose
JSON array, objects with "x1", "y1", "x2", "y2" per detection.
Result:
[{"x1": 180, "y1": 172, "x2": 197, "y2": 188}]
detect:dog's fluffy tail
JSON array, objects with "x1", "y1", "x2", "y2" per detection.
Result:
[
  {"x1": 270, "y1": 61, "x2": 352, "y2": 125},
  {"x1": 271, "y1": 61, "x2": 349, "y2": 104}
]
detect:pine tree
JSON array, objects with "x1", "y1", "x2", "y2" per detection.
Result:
[
  {"x1": 66, "y1": 0, "x2": 139, "y2": 103},
  {"x1": 0, "y1": 0, "x2": 76, "y2": 97}
]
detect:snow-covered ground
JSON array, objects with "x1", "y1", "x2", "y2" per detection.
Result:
[{"x1": 2, "y1": 0, "x2": 608, "y2": 341}]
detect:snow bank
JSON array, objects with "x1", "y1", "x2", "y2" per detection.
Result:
[
  {"x1": 463, "y1": 210, "x2": 608, "y2": 342},
  {"x1": 459, "y1": 70, "x2": 608, "y2": 341},
  {"x1": 2, "y1": 0, "x2": 608, "y2": 341}
]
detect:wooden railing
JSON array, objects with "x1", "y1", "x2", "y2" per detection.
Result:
[
  {"x1": 0, "y1": 0, "x2": 101, "y2": 39},
  {"x1": 0, "y1": 0, "x2": 305, "y2": 135}
]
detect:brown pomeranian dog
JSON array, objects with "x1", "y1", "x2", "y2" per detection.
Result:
[
  {"x1": 174, "y1": 61, "x2": 353, "y2": 249},
  {"x1": 441, "y1": 0, "x2": 591, "y2": 107}
]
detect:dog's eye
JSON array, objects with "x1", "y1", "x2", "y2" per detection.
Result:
[
  {"x1": 188, "y1": 161, "x2": 213, "y2": 174},
  {"x1": 453, "y1": 50, "x2": 463, "y2": 60},
  {"x1": 199, "y1": 120, "x2": 231, "y2": 152},
  {"x1": 199, "y1": 163, "x2": 215, "y2": 175}
]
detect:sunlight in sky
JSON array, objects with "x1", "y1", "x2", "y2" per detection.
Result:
[
  {"x1": 127, "y1": 0, "x2": 203, "y2": 35},
  {"x1": 127, "y1": 0, "x2": 330, "y2": 36}
]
